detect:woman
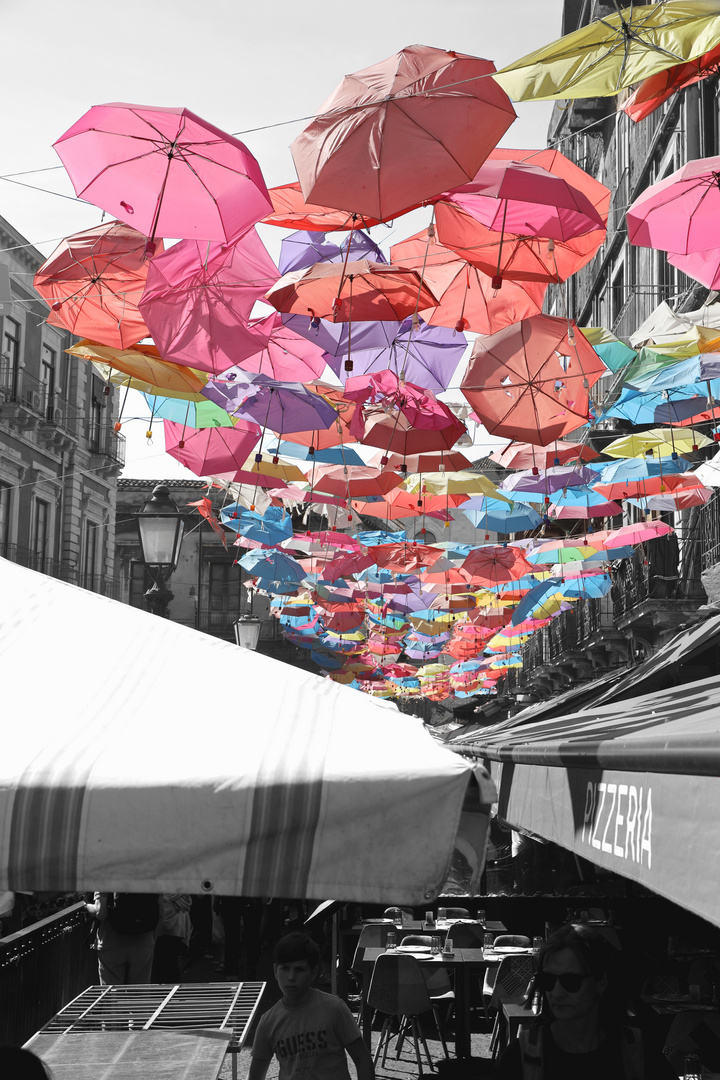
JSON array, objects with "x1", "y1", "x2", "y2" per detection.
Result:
[{"x1": 494, "y1": 923, "x2": 676, "y2": 1080}]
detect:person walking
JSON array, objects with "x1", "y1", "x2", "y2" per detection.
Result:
[{"x1": 86, "y1": 893, "x2": 159, "y2": 985}]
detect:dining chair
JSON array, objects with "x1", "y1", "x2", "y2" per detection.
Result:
[
  {"x1": 443, "y1": 907, "x2": 471, "y2": 919},
  {"x1": 384, "y1": 907, "x2": 414, "y2": 921},
  {"x1": 367, "y1": 952, "x2": 439, "y2": 1072},
  {"x1": 489, "y1": 954, "x2": 535, "y2": 1058},
  {"x1": 446, "y1": 921, "x2": 485, "y2": 947},
  {"x1": 642, "y1": 973, "x2": 681, "y2": 997},
  {"x1": 663, "y1": 1010, "x2": 720, "y2": 1075},
  {"x1": 400, "y1": 935, "x2": 455, "y2": 1057},
  {"x1": 347, "y1": 924, "x2": 399, "y2": 1013}
]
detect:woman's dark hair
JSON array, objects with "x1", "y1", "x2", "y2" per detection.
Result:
[
  {"x1": 532, "y1": 923, "x2": 628, "y2": 1026},
  {"x1": 274, "y1": 931, "x2": 320, "y2": 967},
  {"x1": 0, "y1": 1047, "x2": 51, "y2": 1079}
]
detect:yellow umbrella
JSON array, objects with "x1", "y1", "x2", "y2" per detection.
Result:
[
  {"x1": 402, "y1": 471, "x2": 510, "y2": 501},
  {"x1": 494, "y1": 0, "x2": 720, "y2": 101},
  {"x1": 68, "y1": 340, "x2": 207, "y2": 397},
  {"x1": 641, "y1": 329, "x2": 720, "y2": 358},
  {"x1": 604, "y1": 427, "x2": 712, "y2": 458},
  {"x1": 237, "y1": 453, "x2": 307, "y2": 485}
]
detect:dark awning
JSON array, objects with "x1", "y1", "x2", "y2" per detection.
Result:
[{"x1": 466, "y1": 673, "x2": 720, "y2": 928}]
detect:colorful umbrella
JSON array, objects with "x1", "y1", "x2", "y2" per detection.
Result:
[
  {"x1": 391, "y1": 230, "x2": 546, "y2": 334},
  {"x1": 311, "y1": 465, "x2": 403, "y2": 499},
  {"x1": 498, "y1": 464, "x2": 597, "y2": 495},
  {"x1": 34, "y1": 220, "x2": 159, "y2": 349},
  {"x1": 603, "y1": 428, "x2": 712, "y2": 457},
  {"x1": 460, "y1": 314, "x2": 606, "y2": 443},
  {"x1": 138, "y1": 230, "x2": 278, "y2": 374},
  {"x1": 628, "y1": 154, "x2": 720, "y2": 254},
  {"x1": 261, "y1": 182, "x2": 382, "y2": 231},
  {"x1": 278, "y1": 230, "x2": 385, "y2": 275},
  {"x1": 579, "y1": 327, "x2": 637, "y2": 372},
  {"x1": 291, "y1": 45, "x2": 516, "y2": 221},
  {"x1": 202, "y1": 372, "x2": 339, "y2": 435},
  {"x1": 668, "y1": 245, "x2": 720, "y2": 291},
  {"x1": 67, "y1": 340, "x2": 207, "y2": 397},
  {"x1": 460, "y1": 498, "x2": 542, "y2": 534},
  {"x1": 216, "y1": 314, "x2": 328, "y2": 383},
  {"x1": 623, "y1": 41, "x2": 720, "y2": 122},
  {"x1": 494, "y1": 1, "x2": 720, "y2": 101},
  {"x1": 265, "y1": 260, "x2": 438, "y2": 323},
  {"x1": 461, "y1": 545, "x2": 535, "y2": 587},
  {"x1": 359, "y1": 404, "x2": 466, "y2": 457},
  {"x1": 163, "y1": 419, "x2": 261, "y2": 477},
  {"x1": 142, "y1": 394, "x2": 234, "y2": 428},
  {"x1": 489, "y1": 439, "x2": 598, "y2": 469},
  {"x1": 54, "y1": 103, "x2": 272, "y2": 246}
]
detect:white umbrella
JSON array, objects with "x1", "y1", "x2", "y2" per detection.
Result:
[{"x1": 0, "y1": 558, "x2": 494, "y2": 903}]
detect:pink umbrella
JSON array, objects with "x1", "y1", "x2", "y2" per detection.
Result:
[
  {"x1": 291, "y1": 45, "x2": 515, "y2": 222},
  {"x1": 344, "y1": 371, "x2": 460, "y2": 432},
  {"x1": 34, "y1": 220, "x2": 160, "y2": 349},
  {"x1": 163, "y1": 418, "x2": 261, "y2": 476},
  {"x1": 230, "y1": 313, "x2": 328, "y2": 382},
  {"x1": 438, "y1": 159, "x2": 605, "y2": 242},
  {"x1": 358, "y1": 407, "x2": 466, "y2": 457},
  {"x1": 667, "y1": 245, "x2": 720, "y2": 290},
  {"x1": 390, "y1": 230, "x2": 545, "y2": 334},
  {"x1": 54, "y1": 103, "x2": 272, "y2": 248},
  {"x1": 139, "y1": 230, "x2": 278, "y2": 374},
  {"x1": 627, "y1": 155, "x2": 720, "y2": 255},
  {"x1": 490, "y1": 439, "x2": 599, "y2": 469}
]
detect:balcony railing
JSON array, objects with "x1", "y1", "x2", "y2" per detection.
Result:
[
  {"x1": 2, "y1": 544, "x2": 123, "y2": 599},
  {"x1": 88, "y1": 422, "x2": 126, "y2": 466},
  {"x1": 0, "y1": 902, "x2": 97, "y2": 1045}
]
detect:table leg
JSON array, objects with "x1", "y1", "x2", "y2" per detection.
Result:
[{"x1": 454, "y1": 964, "x2": 470, "y2": 1059}]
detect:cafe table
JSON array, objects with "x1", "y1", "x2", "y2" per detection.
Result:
[
  {"x1": 361, "y1": 945, "x2": 487, "y2": 1059},
  {"x1": 24, "y1": 981, "x2": 266, "y2": 1080}
]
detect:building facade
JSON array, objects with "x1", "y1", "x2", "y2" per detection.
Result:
[{"x1": 0, "y1": 214, "x2": 123, "y2": 593}]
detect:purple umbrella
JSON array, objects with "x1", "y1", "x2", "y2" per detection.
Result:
[
  {"x1": 139, "y1": 229, "x2": 278, "y2": 375},
  {"x1": 498, "y1": 464, "x2": 597, "y2": 495},
  {"x1": 278, "y1": 229, "x2": 386, "y2": 275},
  {"x1": 202, "y1": 371, "x2": 339, "y2": 435},
  {"x1": 282, "y1": 311, "x2": 398, "y2": 356},
  {"x1": 324, "y1": 316, "x2": 467, "y2": 392}
]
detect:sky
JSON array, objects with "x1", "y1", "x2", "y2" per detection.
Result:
[{"x1": 1, "y1": 0, "x2": 565, "y2": 479}]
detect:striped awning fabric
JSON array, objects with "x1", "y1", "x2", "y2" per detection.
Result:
[{"x1": 0, "y1": 558, "x2": 494, "y2": 903}]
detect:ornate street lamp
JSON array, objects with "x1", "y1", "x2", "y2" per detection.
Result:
[
  {"x1": 234, "y1": 613, "x2": 261, "y2": 651},
  {"x1": 137, "y1": 484, "x2": 185, "y2": 618}
]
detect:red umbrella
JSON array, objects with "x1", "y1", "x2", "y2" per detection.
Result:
[
  {"x1": 360, "y1": 404, "x2": 466, "y2": 457},
  {"x1": 163, "y1": 419, "x2": 261, "y2": 476},
  {"x1": 265, "y1": 260, "x2": 438, "y2": 323},
  {"x1": 311, "y1": 465, "x2": 404, "y2": 499},
  {"x1": 321, "y1": 550, "x2": 377, "y2": 579},
  {"x1": 461, "y1": 545, "x2": 535, "y2": 587},
  {"x1": 623, "y1": 43, "x2": 720, "y2": 123},
  {"x1": 489, "y1": 439, "x2": 599, "y2": 469},
  {"x1": 138, "y1": 230, "x2": 278, "y2": 375},
  {"x1": 261, "y1": 182, "x2": 381, "y2": 231},
  {"x1": 34, "y1": 220, "x2": 160, "y2": 349},
  {"x1": 460, "y1": 314, "x2": 606, "y2": 444},
  {"x1": 379, "y1": 450, "x2": 473, "y2": 473},
  {"x1": 593, "y1": 472, "x2": 702, "y2": 500},
  {"x1": 390, "y1": 231, "x2": 545, "y2": 334},
  {"x1": 54, "y1": 103, "x2": 272, "y2": 248},
  {"x1": 351, "y1": 492, "x2": 448, "y2": 521},
  {"x1": 371, "y1": 542, "x2": 446, "y2": 573},
  {"x1": 291, "y1": 45, "x2": 515, "y2": 222}
]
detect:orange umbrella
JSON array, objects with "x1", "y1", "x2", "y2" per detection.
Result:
[
  {"x1": 390, "y1": 231, "x2": 546, "y2": 334},
  {"x1": 379, "y1": 450, "x2": 473, "y2": 473},
  {"x1": 462, "y1": 545, "x2": 535, "y2": 588},
  {"x1": 490, "y1": 439, "x2": 599, "y2": 469},
  {"x1": 34, "y1": 220, "x2": 160, "y2": 349},
  {"x1": 265, "y1": 260, "x2": 438, "y2": 323},
  {"x1": 66, "y1": 340, "x2": 207, "y2": 397},
  {"x1": 311, "y1": 465, "x2": 404, "y2": 499},
  {"x1": 461, "y1": 314, "x2": 606, "y2": 443},
  {"x1": 261, "y1": 182, "x2": 381, "y2": 231},
  {"x1": 593, "y1": 472, "x2": 703, "y2": 500},
  {"x1": 623, "y1": 43, "x2": 720, "y2": 123},
  {"x1": 290, "y1": 45, "x2": 515, "y2": 222}
]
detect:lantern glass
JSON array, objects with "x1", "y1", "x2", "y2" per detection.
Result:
[
  {"x1": 137, "y1": 485, "x2": 185, "y2": 569},
  {"x1": 234, "y1": 614, "x2": 261, "y2": 651}
]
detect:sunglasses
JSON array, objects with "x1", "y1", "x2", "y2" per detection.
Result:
[{"x1": 537, "y1": 971, "x2": 593, "y2": 993}]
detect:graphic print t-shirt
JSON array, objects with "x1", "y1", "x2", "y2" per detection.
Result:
[{"x1": 251, "y1": 989, "x2": 361, "y2": 1080}]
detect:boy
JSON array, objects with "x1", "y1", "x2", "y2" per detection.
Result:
[{"x1": 249, "y1": 932, "x2": 375, "y2": 1080}]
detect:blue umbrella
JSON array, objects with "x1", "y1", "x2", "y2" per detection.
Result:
[
  {"x1": 626, "y1": 353, "x2": 720, "y2": 392},
  {"x1": 461, "y1": 497, "x2": 542, "y2": 534},
  {"x1": 601, "y1": 383, "x2": 720, "y2": 425},
  {"x1": 221, "y1": 505, "x2": 293, "y2": 546},
  {"x1": 239, "y1": 549, "x2": 306, "y2": 583},
  {"x1": 559, "y1": 573, "x2": 612, "y2": 599},
  {"x1": 354, "y1": 530, "x2": 407, "y2": 546},
  {"x1": 597, "y1": 456, "x2": 691, "y2": 481},
  {"x1": 268, "y1": 440, "x2": 364, "y2": 466},
  {"x1": 142, "y1": 392, "x2": 234, "y2": 428},
  {"x1": 510, "y1": 577, "x2": 563, "y2": 626}
]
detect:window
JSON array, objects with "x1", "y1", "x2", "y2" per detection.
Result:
[
  {"x1": 88, "y1": 376, "x2": 104, "y2": 451},
  {"x1": 1, "y1": 317, "x2": 20, "y2": 399},
  {"x1": 83, "y1": 520, "x2": 98, "y2": 589},
  {"x1": 40, "y1": 344, "x2": 56, "y2": 419},
  {"x1": 0, "y1": 481, "x2": 11, "y2": 557},
  {"x1": 610, "y1": 263, "x2": 625, "y2": 328},
  {"x1": 208, "y1": 560, "x2": 236, "y2": 611},
  {"x1": 32, "y1": 499, "x2": 50, "y2": 572}
]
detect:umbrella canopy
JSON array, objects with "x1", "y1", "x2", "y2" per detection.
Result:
[
  {"x1": 0, "y1": 559, "x2": 495, "y2": 901},
  {"x1": 462, "y1": 545, "x2": 535, "y2": 587},
  {"x1": 359, "y1": 404, "x2": 466, "y2": 456},
  {"x1": 219, "y1": 314, "x2": 328, "y2": 383},
  {"x1": 266, "y1": 260, "x2": 438, "y2": 323},
  {"x1": 391, "y1": 230, "x2": 546, "y2": 334},
  {"x1": 461, "y1": 498, "x2": 542, "y2": 534},
  {"x1": 604, "y1": 427, "x2": 712, "y2": 457},
  {"x1": 291, "y1": 45, "x2": 516, "y2": 221},
  {"x1": 67, "y1": 340, "x2": 207, "y2": 397},
  {"x1": 311, "y1": 464, "x2": 403, "y2": 499},
  {"x1": 623, "y1": 41, "x2": 720, "y2": 122},
  {"x1": 138, "y1": 231, "x2": 278, "y2": 375},
  {"x1": 163, "y1": 419, "x2": 262, "y2": 477},
  {"x1": 493, "y1": 0, "x2": 720, "y2": 101},
  {"x1": 142, "y1": 394, "x2": 234, "y2": 428},
  {"x1": 628, "y1": 154, "x2": 720, "y2": 254},
  {"x1": 438, "y1": 160, "x2": 604, "y2": 242},
  {"x1": 54, "y1": 103, "x2": 272, "y2": 244},
  {"x1": 461, "y1": 314, "x2": 606, "y2": 443},
  {"x1": 262, "y1": 182, "x2": 382, "y2": 231},
  {"x1": 668, "y1": 245, "x2": 720, "y2": 291},
  {"x1": 202, "y1": 372, "x2": 339, "y2": 436},
  {"x1": 580, "y1": 327, "x2": 637, "y2": 372},
  {"x1": 278, "y1": 230, "x2": 385, "y2": 275},
  {"x1": 489, "y1": 439, "x2": 598, "y2": 469},
  {"x1": 34, "y1": 220, "x2": 159, "y2": 350}
]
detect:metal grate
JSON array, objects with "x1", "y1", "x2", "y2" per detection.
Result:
[{"x1": 38, "y1": 981, "x2": 265, "y2": 1052}]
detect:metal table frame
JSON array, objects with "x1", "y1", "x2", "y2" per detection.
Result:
[{"x1": 30, "y1": 982, "x2": 266, "y2": 1080}]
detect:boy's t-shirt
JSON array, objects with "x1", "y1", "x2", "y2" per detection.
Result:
[{"x1": 251, "y1": 988, "x2": 361, "y2": 1080}]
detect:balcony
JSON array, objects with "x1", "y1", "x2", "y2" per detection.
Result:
[
  {"x1": 88, "y1": 421, "x2": 126, "y2": 466},
  {"x1": 2, "y1": 544, "x2": 123, "y2": 599}
]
